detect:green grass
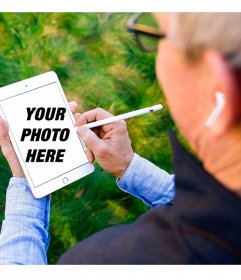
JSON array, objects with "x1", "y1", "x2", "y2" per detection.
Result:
[{"x1": 0, "y1": 13, "x2": 175, "y2": 264}]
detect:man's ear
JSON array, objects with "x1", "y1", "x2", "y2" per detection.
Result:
[{"x1": 203, "y1": 49, "x2": 241, "y2": 135}]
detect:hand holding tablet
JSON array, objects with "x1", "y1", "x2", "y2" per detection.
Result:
[
  {"x1": 0, "y1": 101, "x2": 79, "y2": 177},
  {"x1": 0, "y1": 72, "x2": 94, "y2": 198}
]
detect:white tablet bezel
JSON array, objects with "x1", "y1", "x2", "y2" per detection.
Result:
[{"x1": 0, "y1": 71, "x2": 94, "y2": 198}]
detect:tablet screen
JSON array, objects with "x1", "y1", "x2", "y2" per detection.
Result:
[{"x1": 0, "y1": 82, "x2": 88, "y2": 188}]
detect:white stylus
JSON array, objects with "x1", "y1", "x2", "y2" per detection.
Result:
[{"x1": 75, "y1": 104, "x2": 163, "y2": 130}]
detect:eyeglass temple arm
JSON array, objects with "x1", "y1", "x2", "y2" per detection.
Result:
[{"x1": 127, "y1": 24, "x2": 164, "y2": 38}]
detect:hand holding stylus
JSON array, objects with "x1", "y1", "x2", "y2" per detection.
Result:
[
  {"x1": 75, "y1": 104, "x2": 163, "y2": 130},
  {"x1": 76, "y1": 104, "x2": 163, "y2": 178}
]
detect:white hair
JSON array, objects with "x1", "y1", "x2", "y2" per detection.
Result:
[{"x1": 168, "y1": 13, "x2": 241, "y2": 68}]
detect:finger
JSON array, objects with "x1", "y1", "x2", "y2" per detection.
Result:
[
  {"x1": 75, "y1": 108, "x2": 113, "y2": 126},
  {"x1": 0, "y1": 117, "x2": 9, "y2": 141},
  {"x1": 0, "y1": 118, "x2": 15, "y2": 158},
  {"x1": 74, "y1": 113, "x2": 81, "y2": 123},
  {"x1": 99, "y1": 120, "x2": 127, "y2": 139},
  {"x1": 86, "y1": 148, "x2": 95, "y2": 163},
  {"x1": 69, "y1": 101, "x2": 78, "y2": 114},
  {"x1": 78, "y1": 126, "x2": 107, "y2": 155}
]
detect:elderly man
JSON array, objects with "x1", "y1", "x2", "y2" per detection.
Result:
[{"x1": 0, "y1": 13, "x2": 241, "y2": 264}]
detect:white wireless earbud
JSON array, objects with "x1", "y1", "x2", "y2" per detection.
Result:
[{"x1": 205, "y1": 92, "x2": 225, "y2": 128}]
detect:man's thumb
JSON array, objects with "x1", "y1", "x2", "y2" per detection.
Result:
[
  {"x1": 0, "y1": 117, "x2": 10, "y2": 145},
  {"x1": 77, "y1": 126, "x2": 101, "y2": 150}
]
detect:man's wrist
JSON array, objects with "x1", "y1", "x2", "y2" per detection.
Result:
[
  {"x1": 116, "y1": 152, "x2": 135, "y2": 179},
  {"x1": 10, "y1": 162, "x2": 25, "y2": 178},
  {"x1": 12, "y1": 170, "x2": 25, "y2": 178},
  {"x1": 116, "y1": 153, "x2": 139, "y2": 182}
]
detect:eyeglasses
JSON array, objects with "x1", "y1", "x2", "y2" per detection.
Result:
[{"x1": 126, "y1": 13, "x2": 165, "y2": 52}]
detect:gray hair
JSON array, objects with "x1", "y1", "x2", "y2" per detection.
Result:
[{"x1": 168, "y1": 13, "x2": 241, "y2": 68}]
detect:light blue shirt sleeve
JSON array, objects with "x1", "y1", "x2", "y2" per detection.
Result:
[
  {"x1": 117, "y1": 153, "x2": 175, "y2": 208},
  {"x1": 0, "y1": 177, "x2": 50, "y2": 265}
]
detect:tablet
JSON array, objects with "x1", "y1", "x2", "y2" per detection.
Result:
[{"x1": 0, "y1": 71, "x2": 94, "y2": 198}]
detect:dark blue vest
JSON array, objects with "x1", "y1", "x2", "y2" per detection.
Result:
[{"x1": 58, "y1": 131, "x2": 241, "y2": 264}]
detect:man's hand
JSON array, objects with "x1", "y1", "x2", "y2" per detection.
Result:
[
  {"x1": 0, "y1": 117, "x2": 25, "y2": 178},
  {"x1": 76, "y1": 108, "x2": 134, "y2": 178},
  {"x1": 0, "y1": 101, "x2": 79, "y2": 178}
]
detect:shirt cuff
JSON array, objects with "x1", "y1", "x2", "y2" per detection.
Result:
[
  {"x1": 5, "y1": 177, "x2": 51, "y2": 231},
  {"x1": 116, "y1": 153, "x2": 175, "y2": 207}
]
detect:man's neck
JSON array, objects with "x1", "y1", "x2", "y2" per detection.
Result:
[{"x1": 195, "y1": 126, "x2": 241, "y2": 197}]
